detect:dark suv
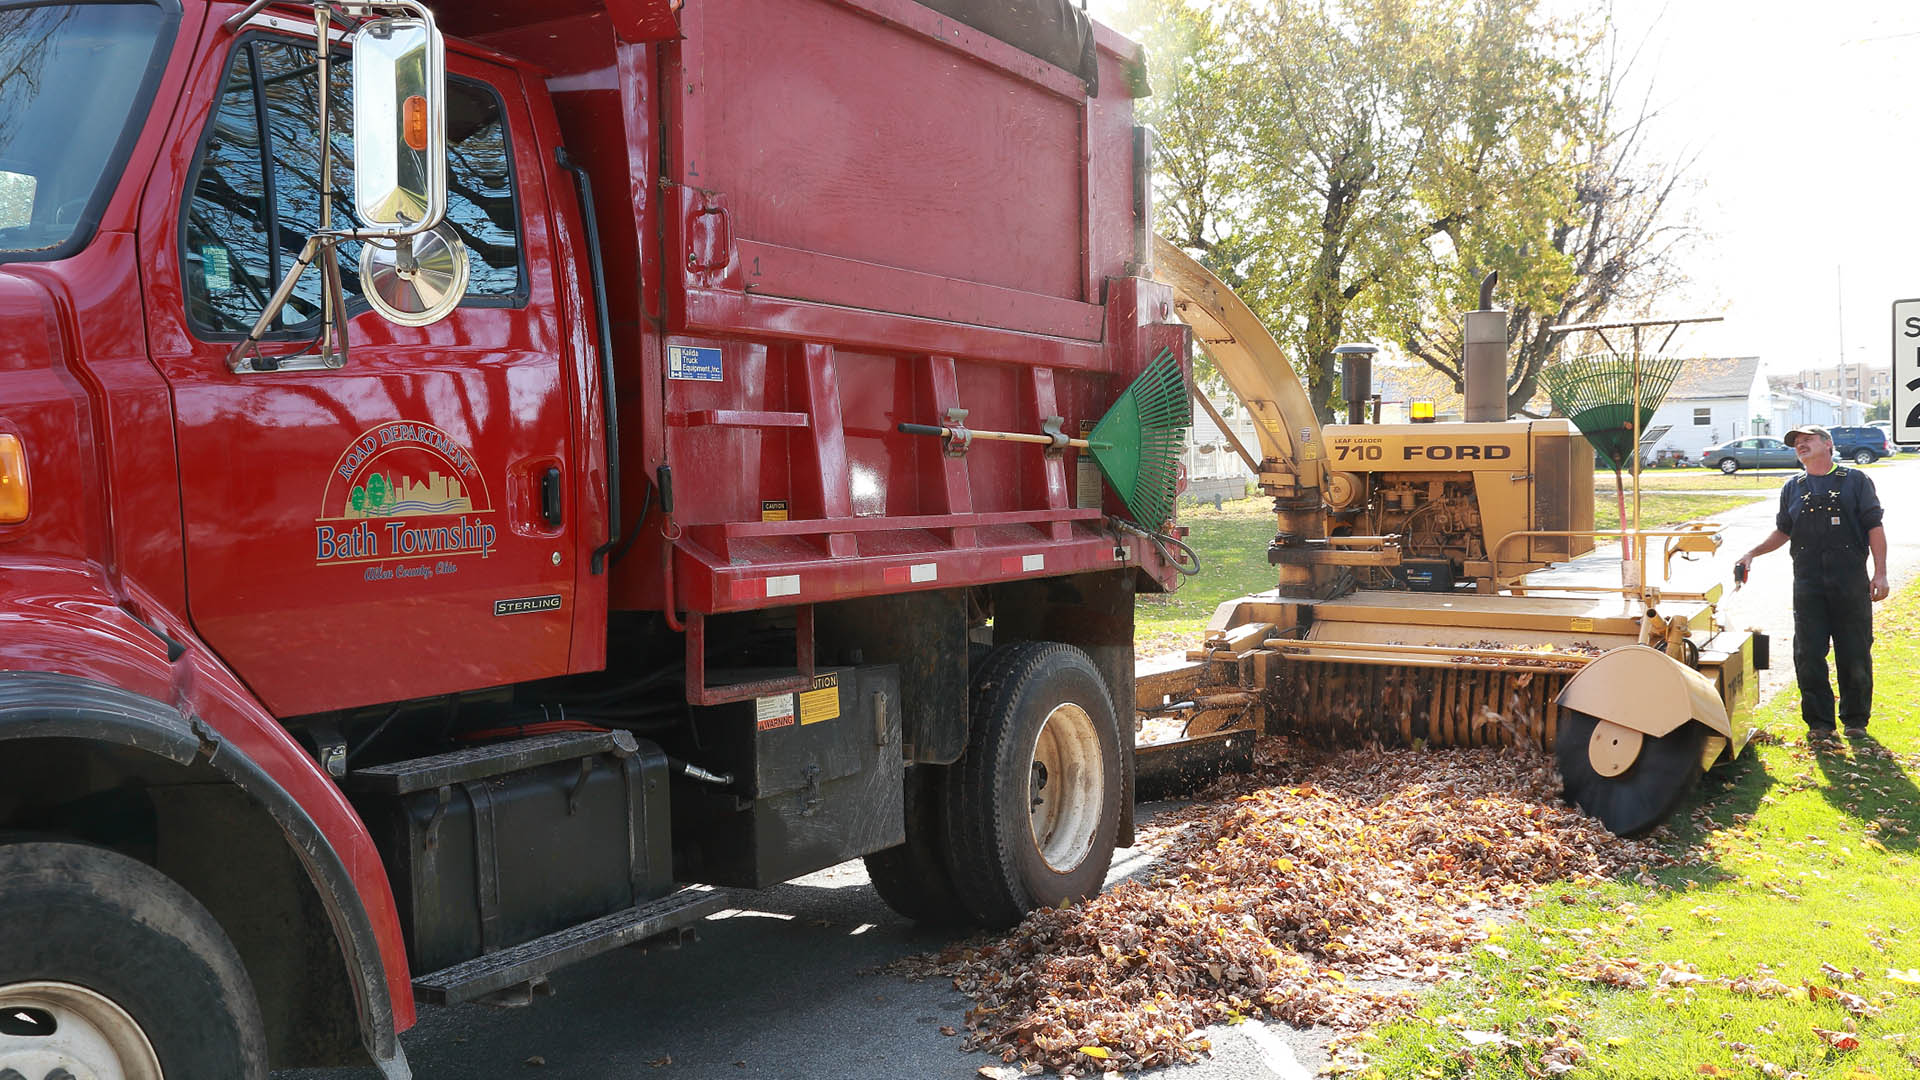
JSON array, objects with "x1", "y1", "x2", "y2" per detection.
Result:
[{"x1": 1828, "y1": 426, "x2": 1891, "y2": 465}]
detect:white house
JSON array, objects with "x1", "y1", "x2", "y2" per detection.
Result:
[
  {"x1": 1766, "y1": 378, "x2": 1869, "y2": 432},
  {"x1": 1181, "y1": 394, "x2": 1261, "y2": 503},
  {"x1": 1645, "y1": 357, "x2": 1770, "y2": 460}
]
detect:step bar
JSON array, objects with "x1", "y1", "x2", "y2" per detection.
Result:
[{"x1": 412, "y1": 886, "x2": 732, "y2": 1005}]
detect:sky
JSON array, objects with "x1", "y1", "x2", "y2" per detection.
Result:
[{"x1": 1087, "y1": 0, "x2": 1920, "y2": 377}]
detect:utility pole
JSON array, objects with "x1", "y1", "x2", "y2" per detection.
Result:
[{"x1": 1837, "y1": 264, "x2": 1846, "y2": 367}]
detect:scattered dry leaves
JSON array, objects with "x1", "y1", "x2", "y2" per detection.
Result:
[{"x1": 890, "y1": 739, "x2": 1666, "y2": 1073}]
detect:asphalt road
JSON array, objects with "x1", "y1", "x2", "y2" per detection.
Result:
[{"x1": 279, "y1": 458, "x2": 1920, "y2": 1080}]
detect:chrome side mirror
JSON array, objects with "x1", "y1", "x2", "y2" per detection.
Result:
[
  {"x1": 352, "y1": 16, "x2": 447, "y2": 234},
  {"x1": 226, "y1": 2, "x2": 463, "y2": 373}
]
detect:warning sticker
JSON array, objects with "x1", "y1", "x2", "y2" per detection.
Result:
[
  {"x1": 1569, "y1": 617, "x2": 1594, "y2": 632},
  {"x1": 755, "y1": 694, "x2": 795, "y2": 731},
  {"x1": 798, "y1": 672, "x2": 840, "y2": 725},
  {"x1": 761, "y1": 499, "x2": 789, "y2": 522}
]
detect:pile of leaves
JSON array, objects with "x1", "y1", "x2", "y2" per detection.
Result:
[{"x1": 894, "y1": 740, "x2": 1669, "y2": 1075}]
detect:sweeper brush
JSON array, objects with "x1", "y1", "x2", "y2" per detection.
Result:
[{"x1": 1136, "y1": 246, "x2": 1759, "y2": 837}]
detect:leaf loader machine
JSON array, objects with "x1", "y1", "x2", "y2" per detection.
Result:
[{"x1": 1142, "y1": 237, "x2": 1760, "y2": 837}]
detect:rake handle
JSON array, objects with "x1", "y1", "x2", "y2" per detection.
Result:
[{"x1": 896, "y1": 422, "x2": 1094, "y2": 450}]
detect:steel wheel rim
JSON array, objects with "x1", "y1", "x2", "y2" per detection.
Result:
[
  {"x1": 0, "y1": 980, "x2": 162, "y2": 1080},
  {"x1": 1027, "y1": 702, "x2": 1103, "y2": 873}
]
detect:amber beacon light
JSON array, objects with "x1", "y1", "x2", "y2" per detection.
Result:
[{"x1": 0, "y1": 433, "x2": 27, "y2": 523}]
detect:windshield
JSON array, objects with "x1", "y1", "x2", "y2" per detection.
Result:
[{"x1": 0, "y1": 3, "x2": 173, "y2": 261}]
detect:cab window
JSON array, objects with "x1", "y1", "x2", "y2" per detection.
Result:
[{"x1": 181, "y1": 36, "x2": 524, "y2": 335}]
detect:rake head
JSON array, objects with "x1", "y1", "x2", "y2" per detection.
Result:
[
  {"x1": 1540, "y1": 351, "x2": 1690, "y2": 470},
  {"x1": 1088, "y1": 348, "x2": 1192, "y2": 528}
]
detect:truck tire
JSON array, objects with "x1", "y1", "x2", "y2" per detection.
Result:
[
  {"x1": 862, "y1": 765, "x2": 971, "y2": 925},
  {"x1": 943, "y1": 643, "x2": 1121, "y2": 928},
  {"x1": 0, "y1": 842, "x2": 267, "y2": 1080},
  {"x1": 1853, "y1": 449, "x2": 1875, "y2": 465}
]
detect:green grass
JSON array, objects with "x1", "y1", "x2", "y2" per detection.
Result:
[
  {"x1": 1350, "y1": 586, "x2": 1920, "y2": 1080},
  {"x1": 1606, "y1": 470, "x2": 1791, "y2": 492},
  {"x1": 1136, "y1": 499, "x2": 1276, "y2": 651},
  {"x1": 1594, "y1": 492, "x2": 1766, "y2": 531}
]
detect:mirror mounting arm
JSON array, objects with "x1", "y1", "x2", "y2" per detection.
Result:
[{"x1": 224, "y1": 233, "x2": 351, "y2": 374}]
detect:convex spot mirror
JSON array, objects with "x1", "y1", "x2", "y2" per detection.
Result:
[{"x1": 361, "y1": 223, "x2": 469, "y2": 326}]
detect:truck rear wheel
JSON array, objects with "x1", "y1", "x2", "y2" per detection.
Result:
[
  {"x1": 862, "y1": 766, "x2": 971, "y2": 925},
  {"x1": 944, "y1": 643, "x2": 1121, "y2": 928},
  {"x1": 0, "y1": 842, "x2": 267, "y2": 1079}
]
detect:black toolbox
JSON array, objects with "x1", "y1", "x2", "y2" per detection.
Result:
[
  {"x1": 671, "y1": 665, "x2": 903, "y2": 889},
  {"x1": 347, "y1": 730, "x2": 674, "y2": 975}
]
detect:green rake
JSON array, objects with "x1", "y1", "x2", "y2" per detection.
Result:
[
  {"x1": 898, "y1": 347, "x2": 1193, "y2": 528},
  {"x1": 1540, "y1": 349, "x2": 1689, "y2": 557}
]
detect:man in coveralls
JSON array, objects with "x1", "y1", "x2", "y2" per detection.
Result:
[{"x1": 1734, "y1": 424, "x2": 1890, "y2": 737}]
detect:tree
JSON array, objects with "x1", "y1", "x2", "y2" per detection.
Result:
[
  {"x1": 1402, "y1": 16, "x2": 1698, "y2": 416},
  {"x1": 1123, "y1": 0, "x2": 1605, "y2": 423}
]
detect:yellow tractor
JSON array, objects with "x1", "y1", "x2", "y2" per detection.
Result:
[{"x1": 1137, "y1": 237, "x2": 1758, "y2": 835}]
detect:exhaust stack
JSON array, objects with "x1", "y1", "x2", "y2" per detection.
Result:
[
  {"x1": 1334, "y1": 342, "x2": 1378, "y2": 425},
  {"x1": 1464, "y1": 271, "x2": 1507, "y2": 423}
]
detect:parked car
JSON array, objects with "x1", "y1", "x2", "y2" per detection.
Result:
[
  {"x1": 1869, "y1": 421, "x2": 1918, "y2": 454},
  {"x1": 1700, "y1": 437, "x2": 1797, "y2": 473},
  {"x1": 1829, "y1": 425, "x2": 1891, "y2": 464}
]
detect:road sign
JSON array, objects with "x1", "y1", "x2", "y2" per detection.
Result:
[{"x1": 1896, "y1": 299, "x2": 1920, "y2": 445}]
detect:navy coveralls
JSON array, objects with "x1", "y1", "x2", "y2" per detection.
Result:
[{"x1": 1778, "y1": 466, "x2": 1883, "y2": 730}]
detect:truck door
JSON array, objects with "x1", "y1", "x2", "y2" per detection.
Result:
[{"x1": 141, "y1": 30, "x2": 579, "y2": 717}]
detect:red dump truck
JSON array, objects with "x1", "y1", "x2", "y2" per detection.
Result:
[{"x1": 0, "y1": 0, "x2": 1190, "y2": 1074}]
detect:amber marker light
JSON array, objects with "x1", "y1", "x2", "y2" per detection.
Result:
[
  {"x1": 403, "y1": 95, "x2": 429, "y2": 152},
  {"x1": 0, "y1": 433, "x2": 27, "y2": 523},
  {"x1": 1410, "y1": 400, "x2": 1436, "y2": 424}
]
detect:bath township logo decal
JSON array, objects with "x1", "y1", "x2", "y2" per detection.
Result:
[{"x1": 316, "y1": 422, "x2": 497, "y2": 567}]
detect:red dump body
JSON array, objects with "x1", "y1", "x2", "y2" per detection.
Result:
[{"x1": 462, "y1": 0, "x2": 1186, "y2": 623}]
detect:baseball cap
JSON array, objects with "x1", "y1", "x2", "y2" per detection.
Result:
[{"x1": 1784, "y1": 424, "x2": 1832, "y2": 447}]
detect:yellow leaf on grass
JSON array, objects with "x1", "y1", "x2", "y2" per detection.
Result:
[{"x1": 1889, "y1": 968, "x2": 1920, "y2": 984}]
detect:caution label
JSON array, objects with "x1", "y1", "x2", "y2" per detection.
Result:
[
  {"x1": 1569, "y1": 617, "x2": 1594, "y2": 632},
  {"x1": 761, "y1": 500, "x2": 789, "y2": 522},
  {"x1": 755, "y1": 694, "x2": 795, "y2": 731},
  {"x1": 798, "y1": 672, "x2": 840, "y2": 725}
]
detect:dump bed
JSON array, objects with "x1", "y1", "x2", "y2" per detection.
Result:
[{"x1": 467, "y1": 0, "x2": 1187, "y2": 616}]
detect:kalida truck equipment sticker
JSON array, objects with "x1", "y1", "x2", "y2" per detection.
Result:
[{"x1": 315, "y1": 422, "x2": 497, "y2": 573}]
